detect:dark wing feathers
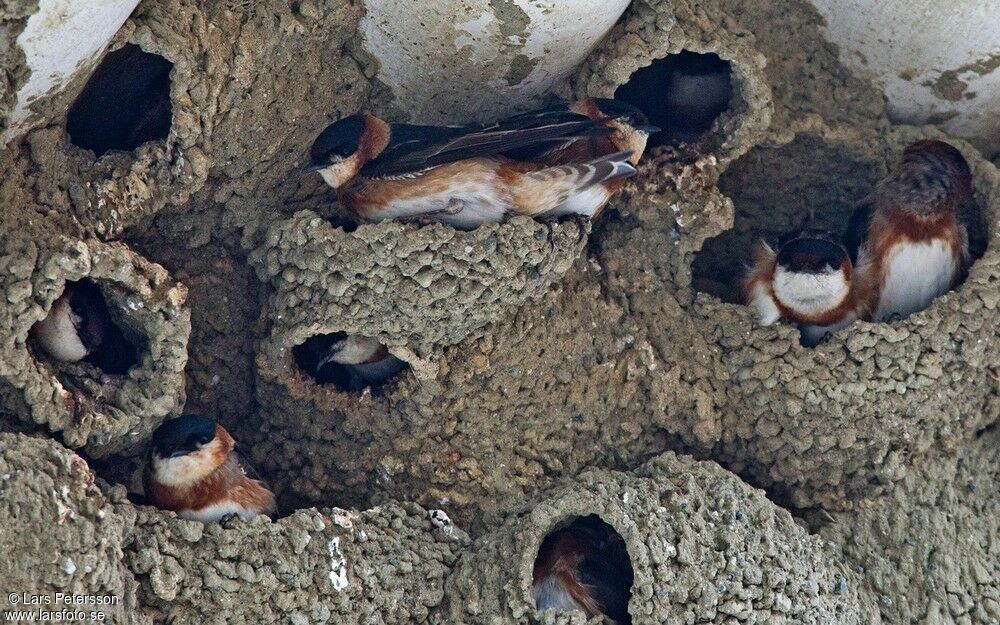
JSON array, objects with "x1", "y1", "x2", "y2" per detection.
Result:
[
  {"x1": 232, "y1": 444, "x2": 266, "y2": 483},
  {"x1": 844, "y1": 198, "x2": 874, "y2": 264},
  {"x1": 361, "y1": 110, "x2": 607, "y2": 178}
]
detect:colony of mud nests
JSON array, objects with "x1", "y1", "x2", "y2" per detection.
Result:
[{"x1": 0, "y1": 0, "x2": 997, "y2": 623}]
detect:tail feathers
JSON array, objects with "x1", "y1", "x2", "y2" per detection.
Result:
[
  {"x1": 511, "y1": 151, "x2": 635, "y2": 217},
  {"x1": 528, "y1": 150, "x2": 636, "y2": 187}
]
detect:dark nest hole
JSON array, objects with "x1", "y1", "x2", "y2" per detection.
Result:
[
  {"x1": 66, "y1": 43, "x2": 173, "y2": 158},
  {"x1": 532, "y1": 514, "x2": 634, "y2": 625},
  {"x1": 615, "y1": 50, "x2": 732, "y2": 147},
  {"x1": 691, "y1": 134, "x2": 991, "y2": 304},
  {"x1": 28, "y1": 278, "x2": 143, "y2": 376},
  {"x1": 292, "y1": 331, "x2": 409, "y2": 392}
]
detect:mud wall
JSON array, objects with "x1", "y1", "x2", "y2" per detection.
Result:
[{"x1": 0, "y1": 0, "x2": 997, "y2": 623}]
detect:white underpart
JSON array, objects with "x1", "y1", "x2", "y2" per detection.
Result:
[
  {"x1": 533, "y1": 576, "x2": 584, "y2": 614},
  {"x1": 373, "y1": 175, "x2": 511, "y2": 230},
  {"x1": 33, "y1": 298, "x2": 88, "y2": 362},
  {"x1": 543, "y1": 185, "x2": 612, "y2": 219},
  {"x1": 874, "y1": 239, "x2": 957, "y2": 321},
  {"x1": 748, "y1": 282, "x2": 781, "y2": 326},
  {"x1": 772, "y1": 266, "x2": 850, "y2": 318},
  {"x1": 180, "y1": 501, "x2": 258, "y2": 523},
  {"x1": 330, "y1": 335, "x2": 382, "y2": 365}
]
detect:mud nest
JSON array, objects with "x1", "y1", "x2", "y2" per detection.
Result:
[{"x1": 0, "y1": 0, "x2": 997, "y2": 623}]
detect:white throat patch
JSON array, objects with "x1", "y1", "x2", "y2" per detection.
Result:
[
  {"x1": 772, "y1": 266, "x2": 849, "y2": 317},
  {"x1": 152, "y1": 440, "x2": 222, "y2": 488}
]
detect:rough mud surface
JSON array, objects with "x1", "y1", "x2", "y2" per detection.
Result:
[
  {"x1": 0, "y1": 0, "x2": 997, "y2": 622},
  {"x1": 822, "y1": 427, "x2": 1000, "y2": 625},
  {"x1": 0, "y1": 228, "x2": 190, "y2": 457},
  {"x1": 690, "y1": 125, "x2": 1000, "y2": 509},
  {"x1": 436, "y1": 451, "x2": 881, "y2": 624}
]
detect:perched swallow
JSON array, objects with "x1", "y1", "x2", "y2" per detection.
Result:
[
  {"x1": 294, "y1": 332, "x2": 406, "y2": 390},
  {"x1": 849, "y1": 140, "x2": 972, "y2": 322},
  {"x1": 145, "y1": 415, "x2": 276, "y2": 523},
  {"x1": 30, "y1": 279, "x2": 136, "y2": 374},
  {"x1": 744, "y1": 229, "x2": 868, "y2": 346},
  {"x1": 315, "y1": 333, "x2": 407, "y2": 389},
  {"x1": 504, "y1": 98, "x2": 657, "y2": 219},
  {"x1": 532, "y1": 515, "x2": 633, "y2": 625},
  {"x1": 306, "y1": 110, "x2": 636, "y2": 229}
]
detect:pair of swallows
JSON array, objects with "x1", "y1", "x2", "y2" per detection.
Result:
[{"x1": 743, "y1": 139, "x2": 973, "y2": 347}]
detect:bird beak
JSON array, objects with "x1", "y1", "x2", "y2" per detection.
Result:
[
  {"x1": 636, "y1": 125, "x2": 661, "y2": 134},
  {"x1": 304, "y1": 161, "x2": 328, "y2": 172}
]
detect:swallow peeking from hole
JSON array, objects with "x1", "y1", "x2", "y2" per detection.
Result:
[
  {"x1": 145, "y1": 414, "x2": 276, "y2": 523},
  {"x1": 744, "y1": 229, "x2": 869, "y2": 346},
  {"x1": 305, "y1": 101, "x2": 653, "y2": 229},
  {"x1": 30, "y1": 279, "x2": 138, "y2": 375},
  {"x1": 532, "y1": 515, "x2": 634, "y2": 625},
  {"x1": 293, "y1": 332, "x2": 407, "y2": 391},
  {"x1": 849, "y1": 139, "x2": 972, "y2": 322}
]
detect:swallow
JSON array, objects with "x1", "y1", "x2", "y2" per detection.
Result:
[
  {"x1": 306, "y1": 110, "x2": 636, "y2": 230},
  {"x1": 145, "y1": 414, "x2": 276, "y2": 523},
  {"x1": 743, "y1": 229, "x2": 869, "y2": 346},
  {"x1": 849, "y1": 140, "x2": 972, "y2": 322},
  {"x1": 30, "y1": 279, "x2": 136, "y2": 374},
  {"x1": 532, "y1": 515, "x2": 633, "y2": 625},
  {"x1": 503, "y1": 98, "x2": 658, "y2": 219},
  {"x1": 314, "y1": 332, "x2": 406, "y2": 390}
]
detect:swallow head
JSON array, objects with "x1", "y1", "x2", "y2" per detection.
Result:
[
  {"x1": 880, "y1": 139, "x2": 972, "y2": 217},
  {"x1": 150, "y1": 414, "x2": 233, "y2": 488},
  {"x1": 317, "y1": 332, "x2": 384, "y2": 370},
  {"x1": 307, "y1": 114, "x2": 372, "y2": 189},
  {"x1": 772, "y1": 230, "x2": 852, "y2": 318},
  {"x1": 573, "y1": 98, "x2": 658, "y2": 165}
]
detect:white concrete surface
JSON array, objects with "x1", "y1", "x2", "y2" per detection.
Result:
[
  {"x1": 811, "y1": 0, "x2": 1000, "y2": 154},
  {"x1": 361, "y1": 0, "x2": 630, "y2": 124},
  {"x1": 2, "y1": 0, "x2": 140, "y2": 146}
]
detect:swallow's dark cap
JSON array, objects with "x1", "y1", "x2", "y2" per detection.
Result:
[
  {"x1": 589, "y1": 98, "x2": 655, "y2": 131},
  {"x1": 776, "y1": 230, "x2": 848, "y2": 274},
  {"x1": 309, "y1": 114, "x2": 366, "y2": 166},
  {"x1": 151, "y1": 414, "x2": 216, "y2": 458}
]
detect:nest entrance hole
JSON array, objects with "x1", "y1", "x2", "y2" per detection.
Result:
[
  {"x1": 691, "y1": 134, "x2": 990, "y2": 304},
  {"x1": 292, "y1": 332, "x2": 409, "y2": 392},
  {"x1": 66, "y1": 44, "x2": 173, "y2": 158},
  {"x1": 532, "y1": 514, "x2": 634, "y2": 625},
  {"x1": 29, "y1": 278, "x2": 142, "y2": 376},
  {"x1": 615, "y1": 51, "x2": 732, "y2": 147}
]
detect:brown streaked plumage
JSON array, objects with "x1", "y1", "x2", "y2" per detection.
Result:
[
  {"x1": 146, "y1": 415, "x2": 276, "y2": 523},
  {"x1": 307, "y1": 110, "x2": 637, "y2": 229},
  {"x1": 532, "y1": 516, "x2": 633, "y2": 625},
  {"x1": 850, "y1": 140, "x2": 971, "y2": 321},
  {"x1": 508, "y1": 98, "x2": 657, "y2": 219}
]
